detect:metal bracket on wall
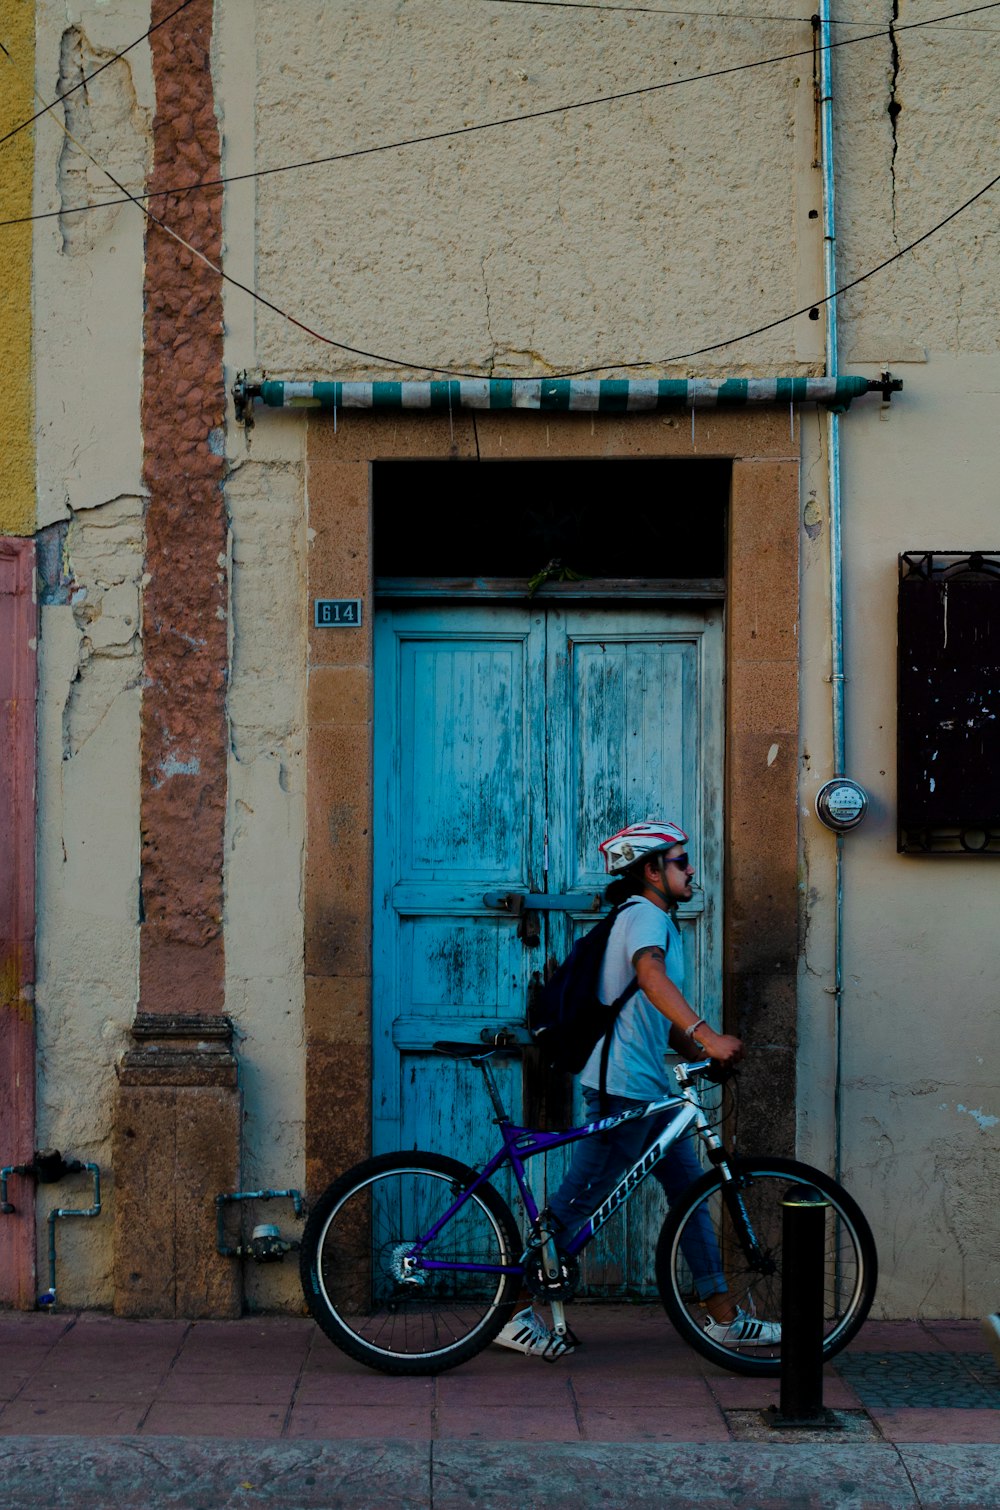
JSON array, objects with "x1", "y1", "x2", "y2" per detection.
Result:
[{"x1": 482, "y1": 893, "x2": 602, "y2": 912}]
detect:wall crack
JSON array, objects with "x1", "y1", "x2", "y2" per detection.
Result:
[
  {"x1": 481, "y1": 252, "x2": 497, "y2": 376},
  {"x1": 887, "y1": 0, "x2": 902, "y2": 246}
]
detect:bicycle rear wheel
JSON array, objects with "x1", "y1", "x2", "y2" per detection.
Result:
[
  {"x1": 656, "y1": 1156, "x2": 877, "y2": 1377},
  {"x1": 300, "y1": 1151, "x2": 522, "y2": 1375}
]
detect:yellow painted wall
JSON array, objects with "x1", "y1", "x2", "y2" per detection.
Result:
[{"x1": 0, "y1": 1, "x2": 34, "y2": 536}]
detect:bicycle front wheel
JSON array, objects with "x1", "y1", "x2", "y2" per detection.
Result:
[
  {"x1": 300, "y1": 1151, "x2": 522, "y2": 1375},
  {"x1": 656, "y1": 1156, "x2": 877, "y2": 1377}
]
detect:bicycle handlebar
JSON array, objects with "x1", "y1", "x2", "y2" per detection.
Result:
[
  {"x1": 674, "y1": 1058, "x2": 738, "y2": 1088},
  {"x1": 432, "y1": 1040, "x2": 738, "y2": 1087}
]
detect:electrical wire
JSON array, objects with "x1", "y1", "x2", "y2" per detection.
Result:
[
  {"x1": 2, "y1": 7, "x2": 998, "y2": 378},
  {"x1": 482, "y1": 0, "x2": 820, "y2": 17},
  {"x1": 0, "y1": 0, "x2": 198, "y2": 151},
  {"x1": 2, "y1": 0, "x2": 997, "y2": 230},
  {"x1": 482, "y1": 0, "x2": 1000, "y2": 26}
]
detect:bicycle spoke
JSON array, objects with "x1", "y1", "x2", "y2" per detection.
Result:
[
  {"x1": 656, "y1": 1158, "x2": 876, "y2": 1377},
  {"x1": 303, "y1": 1158, "x2": 520, "y2": 1370}
]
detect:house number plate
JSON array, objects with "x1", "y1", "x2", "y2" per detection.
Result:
[{"x1": 314, "y1": 599, "x2": 363, "y2": 627}]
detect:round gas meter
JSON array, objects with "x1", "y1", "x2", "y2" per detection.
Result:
[{"x1": 815, "y1": 778, "x2": 869, "y2": 833}]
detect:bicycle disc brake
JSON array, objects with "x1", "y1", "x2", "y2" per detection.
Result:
[{"x1": 524, "y1": 1251, "x2": 579, "y2": 1301}]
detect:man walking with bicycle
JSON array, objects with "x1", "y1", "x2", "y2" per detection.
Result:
[{"x1": 494, "y1": 818, "x2": 782, "y2": 1359}]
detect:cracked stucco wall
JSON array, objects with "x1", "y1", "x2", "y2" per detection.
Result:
[
  {"x1": 34, "y1": 497, "x2": 145, "y2": 1305},
  {"x1": 30, "y1": 0, "x2": 310, "y2": 1309},
  {"x1": 30, "y1": 0, "x2": 154, "y2": 1308}
]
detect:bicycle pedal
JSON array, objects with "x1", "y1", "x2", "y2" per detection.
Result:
[{"x1": 542, "y1": 1323, "x2": 581, "y2": 1360}]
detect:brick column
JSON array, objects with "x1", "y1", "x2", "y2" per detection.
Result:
[{"x1": 113, "y1": 0, "x2": 239, "y2": 1316}]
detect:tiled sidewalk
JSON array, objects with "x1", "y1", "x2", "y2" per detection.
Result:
[{"x1": 2, "y1": 1306, "x2": 998, "y2": 1446}]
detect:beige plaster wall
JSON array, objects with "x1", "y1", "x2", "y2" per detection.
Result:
[
  {"x1": 30, "y1": 0, "x2": 311, "y2": 1310},
  {"x1": 796, "y1": 9, "x2": 1000, "y2": 1315},
  {"x1": 217, "y1": 0, "x2": 309, "y2": 1309},
  {"x1": 250, "y1": 0, "x2": 824, "y2": 379},
  {"x1": 31, "y1": 0, "x2": 153, "y2": 1307},
  {"x1": 240, "y1": 1, "x2": 1000, "y2": 1315},
  {"x1": 799, "y1": 359, "x2": 1000, "y2": 1318},
  {"x1": 29, "y1": 0, "x2": 1000, "y2": 1316},
  {"x1": 34, "y1": 500, "x2": 144, "y2": 1306}
]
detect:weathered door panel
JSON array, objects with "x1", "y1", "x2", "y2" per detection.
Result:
[
  {"x1": 374, "y1": 601, "x2": 723, "y2": 1290},
  {"x1": 544, "y1": 606, "x2": 724, "y2": 1292},
  {"x1": 373, "y1": 608, "x2": 546, "y2": 1216}
]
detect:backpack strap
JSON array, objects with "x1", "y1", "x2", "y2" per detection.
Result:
[
  {"x1": 595, "y1": 898, "x2": 649, "y2": 1116},
  {"x1": 597, "y1": 976, "x2": 639, "y2": 1118}
]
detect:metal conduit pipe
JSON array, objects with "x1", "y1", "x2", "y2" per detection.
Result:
[
  {"x1": 818, "y1": 0, "x2": 846, "y2": 1184},
  {"x1": 39, "y1": 1164, "x2": 102, "y2": 1310}
]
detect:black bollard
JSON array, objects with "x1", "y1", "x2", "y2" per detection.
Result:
[{"x1": 771, "y1": 1184, "x2": 836, "y2": 1427}]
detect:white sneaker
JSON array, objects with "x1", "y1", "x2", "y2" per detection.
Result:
[
  {"x1": 982, "y1": 1313, "x2": 1000, "y2": 1368},
  {"x1": 493, "y1": 1306, "x2": 576, "y2": 1359},
  {"x1": 703, "y1": 1308, "x2": 782, "y2": 1346}
]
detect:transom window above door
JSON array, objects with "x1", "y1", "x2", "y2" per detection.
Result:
[{"x1": 373, "y1": 459, "x2": 729, "y2": 589}]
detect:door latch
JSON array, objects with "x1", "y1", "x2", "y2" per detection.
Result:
[
  {"x1": 517, "y1": 909, "x2": 541, "y2": 948},
  {"x1": 482, "y1": 892, "x2": 602, "y2": 912}
]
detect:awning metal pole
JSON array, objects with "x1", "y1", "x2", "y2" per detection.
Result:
[{"x1": 232, "y1": 374, "x2": 898, "y2": 424}]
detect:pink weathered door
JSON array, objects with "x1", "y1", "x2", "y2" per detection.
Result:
[{"x1": 0, "y1": 538, "x2": 37, "y2": 1307}]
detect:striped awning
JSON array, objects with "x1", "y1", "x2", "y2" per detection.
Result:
[{"x1": 234, "y1": 375, "x2": 889, "y2": 421}]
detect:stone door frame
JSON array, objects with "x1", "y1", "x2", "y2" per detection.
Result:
[{"x1": 302, "y1": 409, "x2": 800, "y2": 1194}]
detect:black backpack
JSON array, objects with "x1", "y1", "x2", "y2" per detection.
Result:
[{"x1": 529, "y1": 901, "x2": 641, "y2": 1102}]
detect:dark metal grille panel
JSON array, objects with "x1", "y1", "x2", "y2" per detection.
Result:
[{"x1": 898, "y1": 552, "x2": 1000, "y2": 854}]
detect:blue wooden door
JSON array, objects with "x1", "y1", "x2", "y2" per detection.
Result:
[{"x1": 373, "y1": 601, "x2": 723, "y2": 1288}]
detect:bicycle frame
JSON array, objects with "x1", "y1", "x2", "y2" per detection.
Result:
[{"x1": 409, "y1": 1059, "x2": 722, "y2": 1279}]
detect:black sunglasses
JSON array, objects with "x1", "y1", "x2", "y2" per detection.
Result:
[{"x1": 659, "y1": 852, "x2": 690, "y2": 871}]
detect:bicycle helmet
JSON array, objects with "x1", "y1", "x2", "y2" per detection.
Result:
[{"x1": 599, "y1": 818, "x2": 689, "y2": 874}]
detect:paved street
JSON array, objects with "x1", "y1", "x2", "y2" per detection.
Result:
[{"x1": 1, "y1": 1307, "x2": 998, "y2": 1506}]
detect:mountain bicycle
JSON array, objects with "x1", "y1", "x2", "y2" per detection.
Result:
[{"x1": 299, "y1": 1041, "x2": 877, "y2": 1376}]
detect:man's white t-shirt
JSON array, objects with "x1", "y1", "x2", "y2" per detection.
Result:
[{"x1": 580, "y1": 898, "x2": 684, "y2": 1102}]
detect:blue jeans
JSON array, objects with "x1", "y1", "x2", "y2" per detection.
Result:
[{"x1": 546, "y1": 1087, "x2": 727, "y2": 1301}]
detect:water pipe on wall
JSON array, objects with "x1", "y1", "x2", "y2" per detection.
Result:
[
  {"x1": 41, "y1": 1166, "x2": 102, "y2": 1309},
  {"x1": 818, "y1": 0, "x2": 846, "y2": 1184},
  {"x1": 1, "y1": 1150, "x2": 102, "y2": 1308},
  {"x1": 216, "y1": 1188, "x2": 304, "y2": 1262}
]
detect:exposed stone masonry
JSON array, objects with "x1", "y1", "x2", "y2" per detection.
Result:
[{"x1": 139, "y1": 0, "x2": 227, "y2": 1015}]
